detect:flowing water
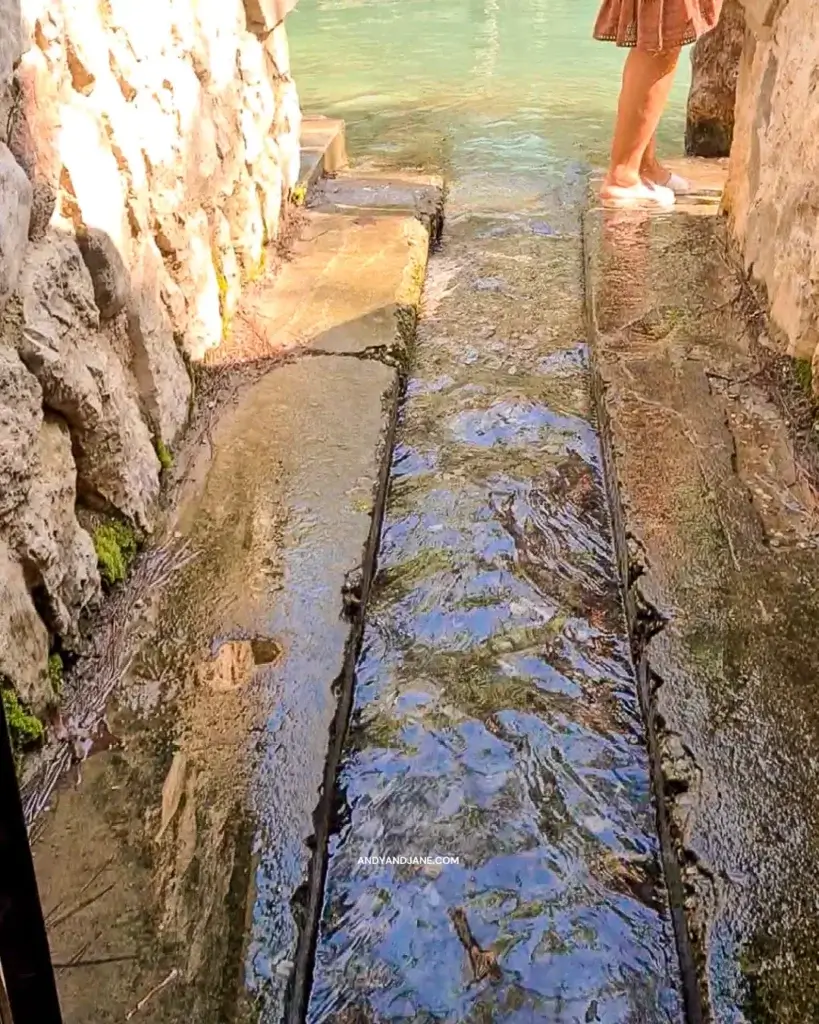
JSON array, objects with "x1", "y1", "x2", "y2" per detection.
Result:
[{"x1": 287, "y1": 4, "x2": 692, "y2": 1022}]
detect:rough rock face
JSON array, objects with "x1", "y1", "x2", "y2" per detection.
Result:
[
  {"x1": 0, "y1": 0, "x2": 301, "y2": 712},
  {"x1": 0, "y1": 143, "x2": 33, "y2": 310},
  {"x1": 0, "y1": 541, "x2": 50, "y2": 710},
  {"x1": 724, "y1": 0, "x2": 819, "y2": 364},
  {"x1": 0, "y1": 343, "x2": 98, "y2": 661},
  {"x1": 13, "y1": 234, "x2": 162, "y2": 528},
  {"x1": 685, "y1": 0, "x2": 745, "y2": 157}
]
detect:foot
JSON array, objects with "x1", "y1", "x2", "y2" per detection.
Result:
[
  {"x1": 599, "y1": 176, "x2": 675, "y2": 207},
  {"x1": 640, "y1": 160, "x2": 692, "y2": 195}
]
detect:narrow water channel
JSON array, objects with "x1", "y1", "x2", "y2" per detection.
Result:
[{"x1": 288, "y1": 3, "x2": 692, "y2": 1021}]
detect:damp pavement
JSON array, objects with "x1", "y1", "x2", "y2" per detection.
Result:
[
  {"x1": 587, "y1": 162, "x2": 819, "y2": 1023},
  {"x1": 26, "y1": 111, "x2": 819, "y2": 1024},
  {"x1": 29, "y1": 159, "x2": 439, "y2": 1024}
]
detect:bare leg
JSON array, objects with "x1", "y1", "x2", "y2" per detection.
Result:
[
  {"x1": 641, "y1": 132, "x2": 692, "y2": 193},
  {"x1": 640, "y1": 134, "x2": 666, "y2": 182},
  {"x1": 601, "y1": 47, "x2": 681, "y2": 204}
]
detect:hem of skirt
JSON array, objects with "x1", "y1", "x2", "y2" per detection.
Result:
[{"x1": 593, "y1": 31, "x2": 697, "y2": 49}]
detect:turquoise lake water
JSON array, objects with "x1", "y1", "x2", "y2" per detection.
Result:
[{"x1": 288, "y1": 0, "x2": 691, "y2": 177}]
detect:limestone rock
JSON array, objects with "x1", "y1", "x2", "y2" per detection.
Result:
[
  {"x1": 211, "y1": 210, "x2": 242, "y2": 325},
  {"x1": 238, "y1": 35, "x2": 276, "y2": 164},
  {"x1": 686, "y1": 0, "x2": 745, "y2": 157},
  {"x1": 242, "y1": 0, "x2": 298, "y2": 35},
  {"x1": 13, "y1": 234, "x2": 160, "y2": 527},
  {"x1": 127, "y1": 234, "x2": 192, "y2": 444},
  {"x1": 7, "y1": 46, "x2": 64, "y2": 240},
  {"x1": 59, "y1": 0, "x2": 111, "y2": 95},
  {"x1": 725, "y1": 0, "x2": 819, "y2": 361},
  {"x1": 1, "y1": 0, "x2": 305, "y2": 693},
  {"x1": 0, "y1": 541, "x2": 50, "y2": 711},
  {"x1": 103, "y1": 0, "x2": 175, "y2": 64},
  {"x1": 739, "y1": 0, "x2": 781, "y2": 36},
  {"x1": 224, "y1": 171, "x2": 266, "y2": 278},
  {"x1": 176, "y1": 210, "x2": 223, "y2": 360},
  {"x1": 10, "y1": 417, "x2": 100, "y2": 642},
  {"x1": 59, "y1": 97, "x2": 130, "y2": 259},
  {"x1": 274, "y1": 82, "x2": 302, "y2": 191},
  {"x1": 0, "y1": 143, "x2": 33, "y2": 313},
  {"x1": 77, "y1": 228, "x2": 129, "y2": 320},
  {"x1": 263, "y1": 22, "x2": 291, "y2": 79},
  {"x1": 191, "y1": 0, "x2": 247, "y2": 90},
  {"x1": 252, "y1": 137, "x2": 285, "y2": 243},
  {"x1": 199, "y1": 79, "x2": 246, "y2": 199},
  {"x1": 0, "y1": 343, "x2": 42, "y2": 520},
  {"x1": 0, "y1": 0, "x2": 23, "y2": 84}
]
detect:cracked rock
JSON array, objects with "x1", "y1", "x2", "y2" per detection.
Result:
[
  {"x1": 0, "y1": 143, "x2": 34, "y2": 314},
  {"x1": 12, "y1": 233, "x2": 160, "y2": 527}
]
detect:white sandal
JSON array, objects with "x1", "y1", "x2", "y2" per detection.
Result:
[
  {"x1": 599, "y1": 179, "x2": 676, "y2": 208},
  {"x1": 663, "y1": 171, "x2": 693, "y2": 195}
]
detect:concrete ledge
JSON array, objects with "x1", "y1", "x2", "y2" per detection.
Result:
[{"x1": 298, "y1": 116, "x2": 348, "y2": 192}]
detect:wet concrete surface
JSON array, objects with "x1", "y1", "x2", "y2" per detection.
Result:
[
  {"x1": 31, "y1": 171, "x2": 437, "y2": 1023},
  {"x1": 585, "y1": 166, "x2": 819, "y2": 1022},
  {"x1": 210, "y1": 208, "x2": 431, "y2": 364},
  {"x1": 306, "y1": 177, "x2": 684, "y2": 1023}
]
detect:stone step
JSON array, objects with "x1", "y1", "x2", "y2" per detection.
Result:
[
  {"x1": 298, "y1": 115, "x2": 348, "y2": 192},
  {"x1": 30, "y1": 162, "x2": 442, "y2": 1024},
  {"x1": 208, "y1": 182, "x2": 441, "y2": 366},
  {"x1": 584, "y1": 158, "x2": 819, "y2": 1023}
]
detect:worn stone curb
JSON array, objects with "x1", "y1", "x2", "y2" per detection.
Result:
[{"x1": 582, "y1": 209, "x2": 708, "y2": 1024}]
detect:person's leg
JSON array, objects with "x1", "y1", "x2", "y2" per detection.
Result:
[
  {"x1": 601, "y1": 46, "x2": 681, "y2": 203},
  {"x1": 641, "y1": 132, "x2": 692, "y2": 193},
  {"x1": 640, "y1": 134, "x2": 663, "y2": 180}
]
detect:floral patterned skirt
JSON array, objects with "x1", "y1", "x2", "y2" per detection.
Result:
[{"x1": 593, "y1": 0, "x2": 723, "y2": 50}]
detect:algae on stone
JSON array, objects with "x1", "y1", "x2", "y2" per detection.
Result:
[
  {"x1": 2, "y1": 686, "x2": 44, "y2": 753},
  {"x1": 93, "y1": 520, "x2": 138, "y2": 586},
  {"x1": 794, "y1": 358, "x2": 813, "y2": 396},
  {"x1": 155, "y1": 437, "x2": 174, "y2": 472},
  {"x1": 48, "y1": 652, "x2": 64, "y2": 695}
]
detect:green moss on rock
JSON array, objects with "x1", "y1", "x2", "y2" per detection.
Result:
[
  {"x1": 48, "y1": 653, "x2": 64, "y2": 696},
  {"x1": 2, "y1": 688, "x2": 44, "y2": 753},
  {"x1": 93, "y1": 521, "x2": 138, "y2": 586},
  {"x1": 795, "y1": 358, "x2": 813, "y2": 395},
  {"x1": 155, "y1": 437, "x2": 174, "y2": 472}
]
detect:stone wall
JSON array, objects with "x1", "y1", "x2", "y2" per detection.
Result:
[
  {"x1": 723, "y1": 0, "x2": 819, "y2": 363},
  {"x1": 0, "y1": 0, "x2": 300, "y2": 714}
]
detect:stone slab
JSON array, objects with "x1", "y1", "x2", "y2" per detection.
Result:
[
  {"x1": 309, "y1": 167, "x2": 444, "y2": 225},
  {"x1": 298, "y1": 116, "x2": 347, "y2": 190},
  {"x1": 585, "y1": 195, "x2": 819, "y2": 1021},
  {"x1": 32, "y1": 354, "x2": 397, "y2": 1024},
  {"x1": 232, "y1": 205, "x2": 433, "y2": 359}
]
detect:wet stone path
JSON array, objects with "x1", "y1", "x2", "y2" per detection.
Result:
[{"x1": 306, "y1": 180, "x2": 683, "y2": 1022}]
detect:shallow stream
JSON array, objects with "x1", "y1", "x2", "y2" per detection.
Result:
[{"x1": 289, "y1": 4, "x2": 692, "y2": 1021}]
